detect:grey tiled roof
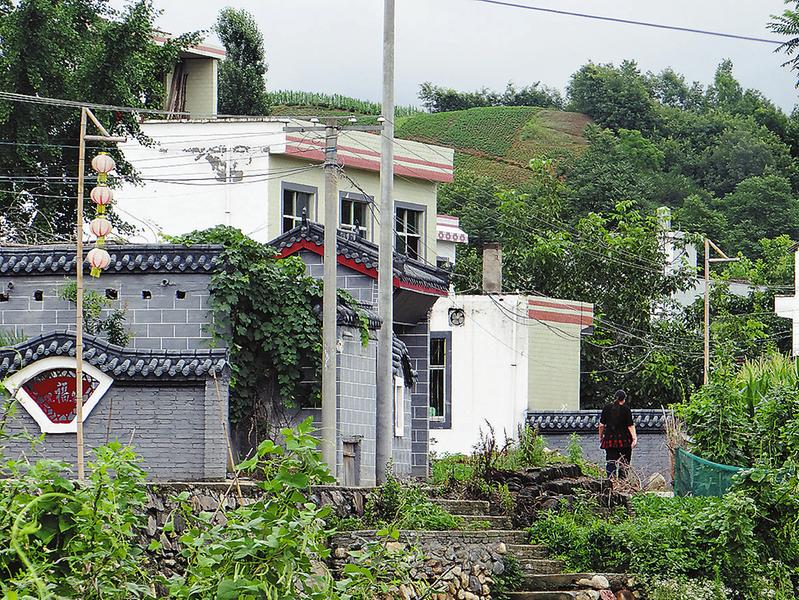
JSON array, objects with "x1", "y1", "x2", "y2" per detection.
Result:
[
  {"x1": 392, "y1": 336, "x2": 416, "y2": 387},
  {"x1": 0, "y1": 331, "x2": 228, "y2": 380},
  {"x1": 270, "y1": 221, "x2": 449, "y2": 293},
  {"x1": 0, "y1": 244, "x2": 223, "y2": 276},
  {"x1": 527, "y1": 409, "x2": 669, "y2": 433},
  {"x1": 312, "y1": 301, "x2": 382, "y2": 330}
]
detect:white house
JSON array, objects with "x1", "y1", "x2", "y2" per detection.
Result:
[{"x1": 427, "y1": 247, "x2": 593, "y2": 456}]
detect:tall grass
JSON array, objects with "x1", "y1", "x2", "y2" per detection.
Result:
[
  {"x1": 267, "y1": 90, "x2": 422, "y2": 117},
  {"x1": 736, "y1": 354, "x2": 799, "y2": 416}
]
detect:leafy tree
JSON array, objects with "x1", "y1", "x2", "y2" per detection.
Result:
[
  {"x1": 0, "y1": 0, "x2": 194, "y2": 242},
  {"x1": 645, "y1": 67, "x2": 706, "y2": 111},
  {"x1": 566, "y1": 60, "x2": 657, "y2": 131},
  {"x1": 215, "y1": 7, "x2": 270, "y2": 115},
  {"x1": 770, "y1": 1, "x2": 799, "y2": 83},
  {"x1": 718, "y1": 175, "x2": 799, "y2": 256},
  {"x1": 418, "y1": 81, "x2": 562, "y2": 113},
  {"x1": 564, "y1": 126, "x2": 662, "y2": 215}
]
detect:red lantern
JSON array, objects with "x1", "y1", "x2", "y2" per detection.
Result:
[
  {"x1": 90, "y1": 217, "x2": 112, "y2": 239},
  {"x1": 91, "y1": 153, "x2": 116, "y2": 174},
  {"x1": 90, "y1": 186, "x2": 113, "y2": 206},
  {"x1": 86, "y1": 247, "x2": 111, "y2": 278}
]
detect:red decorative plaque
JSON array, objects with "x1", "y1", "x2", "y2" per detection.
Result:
[{"x1": 21, "y1": 369, "x2": 100, "y2": 424}]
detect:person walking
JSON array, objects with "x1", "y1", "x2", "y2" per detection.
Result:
[{"x1": 598, "y1": 389, "x2": 637, "y2": 479}]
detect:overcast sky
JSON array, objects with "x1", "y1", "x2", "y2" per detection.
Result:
[{"x1": 137, "y1": 0, "x2": 799, "y2": 111}]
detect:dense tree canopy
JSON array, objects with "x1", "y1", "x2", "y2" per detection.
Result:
[
  {"x1": 215, "y1": 7, "x2": 270, "y2": 116},
  {"x1": 0, "y1": 0, "x2": 193, "y2": 242}
]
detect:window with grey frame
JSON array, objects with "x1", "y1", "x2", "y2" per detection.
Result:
[
  {"x1": 395, "y1": 207, "x2": 423, "y2": 260},
  {"x1": 340, "y1": 193, "x2": 370, "y2": 238},
  {"x1": 429, "y1": 332, "x2": 451, "y2": 429},
  {"x1": 282, "y1": 184, "x2": 316, "y2": 233}
]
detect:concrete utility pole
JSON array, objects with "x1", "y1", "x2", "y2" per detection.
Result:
[
  {"x1": 376, "y1": 0, "x2": 396, "y2": 485},
  {"x1": 703, "y1": 238, "x2": 739, "y2": 385},
  {"x1": 75, "y1": 107, "x2": 125, "y2": 480},
  {"x1": 284, "y1": 117, "x2": 382, "y2": 479}
]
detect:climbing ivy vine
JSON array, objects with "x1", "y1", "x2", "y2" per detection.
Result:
[{"x1": 169, "y1": 226, "x2": 369, "y2": 442}]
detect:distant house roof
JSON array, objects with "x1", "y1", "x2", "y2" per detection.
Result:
[
  {"x1": 437, "y1": 215, "x2": 468, "y2": 244},
  {"x1": 282, "y1": 130, "x2": 454, "y2": 183},
  {"x1": 527, "y1": 410, "x2": 668, "y2": 433},
  {"x1": 0, "y1": 331, "x2": 228, "y2": 381},
  {"x1": 152, "y1": 34, "x2": 226, "y2": 59},
  {"x1": 271, "y1": 221, "x2": 449, "y2": 296},
  {"x1": 0, "y1": 244, "x2": 223, "y2": 276}
]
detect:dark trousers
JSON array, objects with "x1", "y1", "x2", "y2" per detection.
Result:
[{"x1": 605, "y1": 447, "x2": 632, "y2": 479}]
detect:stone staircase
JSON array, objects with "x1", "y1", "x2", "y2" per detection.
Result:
[{"x1": 429, "y1": 498, "x2": 627, "y2": 599}]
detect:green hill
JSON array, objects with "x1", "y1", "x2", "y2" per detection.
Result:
[
  {"x1": 395, "y1": 106, "x2": 591, "y2": 186},
  {"x1": 269, "y1": 96, "x2": 591, "y2": 187}
]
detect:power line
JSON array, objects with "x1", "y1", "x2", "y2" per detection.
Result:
[{"x1": 470, "y1": 0, "x2": 783, "y2": 46}]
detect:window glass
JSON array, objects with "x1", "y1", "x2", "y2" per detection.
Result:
[
  {"x1": 282, "y1": 188, "x2": 314, "y2": 233},
  {"x1": 429, "y1": 337, "x2": 446, "y2": 419},
  {"x1": 396, "y1": 207, "x2": 423, "y2": 260},
  {"x1": 341, "y1": 197, "x2": 369, "y2": 237}
]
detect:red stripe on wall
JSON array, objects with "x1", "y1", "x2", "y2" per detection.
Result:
[
  {"x1": 528, "y1": 298, "x2": 593, "y2": 314},
  {"x1": 286, "y1": 136, "x2": 455, "y2": 171},
  {"x1": 528, "y1": 309, "x2": 594, "y2": 326},
  {"x1": 285, "y1": 144, "x2": 454, "y2": 183}
]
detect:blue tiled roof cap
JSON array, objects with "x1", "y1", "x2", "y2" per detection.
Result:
[
  {"x1": 527, "y1": 409, "x2": 669, "y2": 432},
  {"x1": 269, "y1": 221, "x2": 449, "y2": 293},
  {"x1": 0, "y1": 244, "x2": 224, "y2": 276},
  {"x1": 0, "y1": 331, "x2": 228, "y2": 380}
]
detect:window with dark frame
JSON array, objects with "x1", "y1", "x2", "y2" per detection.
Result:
[
  {"x1": 395, "y1": 207, "x2": 422, "y2": 260},
  {"x1": 282, "y1": 187, "x2": 315, "y2": 233},
  {"x1": 341, "y1": 196, "x2": 369, "y2": 238},
  {"x1": 429, "y1": 337, "x2": 446, "y2": 420}
]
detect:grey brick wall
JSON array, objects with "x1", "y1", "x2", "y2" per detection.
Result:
[
  {"x1": 336, "y1": 328, "x2": 378, "y2": 486},
  {"x1": 541, "y1": 431, "x2": 671, "y2": 483},
  {"x1": 298, "y1": 250, "x2": 376, "y2": 304},
  {"x1": 397, "y1": 320, "x2": 430, "y2": 478},
  {"x1": 0, "y1": 273, "x2": 216, "y2": 350},
  {"x1": 2, "y1": 381, "x2": 229, "y2": 480}
]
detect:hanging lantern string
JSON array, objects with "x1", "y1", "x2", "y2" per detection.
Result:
[{"x1": 87, "y1": 152, "x2": 115, "y2": 278}]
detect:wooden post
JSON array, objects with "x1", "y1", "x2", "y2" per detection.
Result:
[
  {"x1": 74, "y1": 107, "x2": 126, "y2": 481},
  {"x1": 75, "y1": 107, "x2": 87, "y2": 481}
]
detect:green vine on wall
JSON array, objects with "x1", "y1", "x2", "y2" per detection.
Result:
[
  {"x1": 59, "y1": 281, "x2": 130, "y2": 347},
  {"x1": 168, "y1": 226, "x2": 371, "y2": 433}
]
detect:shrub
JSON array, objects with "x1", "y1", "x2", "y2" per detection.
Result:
[
  {"x1": 365, "y1": 472, "x2": 461, "y2": 530},
  {"x1": 527, "y1": 492, "x2": 788, "y2": 597},
  {"x1": 165, "y1": 418, "x2": 338, "y2": 599},
  {"x1": 490, "y1": 554, "x2": 525, "y2": 600},
  {"x1": 646, "y1": 578, "x2": 730, "y2": 600},
  {"x1": 0, "y1": 442, "x2": 152, "y2": 598}
]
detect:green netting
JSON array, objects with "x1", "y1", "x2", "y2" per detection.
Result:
[{"x1": 673, "y1": 448, "x2": 746, "y2": 497}]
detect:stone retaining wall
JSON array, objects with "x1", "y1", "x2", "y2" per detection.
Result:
[{"x1": 330, "y1": 530, "x2": 515, "y2": 600}]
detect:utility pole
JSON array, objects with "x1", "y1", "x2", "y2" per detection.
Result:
[
  {"x1": 284, "y1": 117, "x2": 382, "y2": 479},
  {"x1": 703, "y1": 238, "x2": 739, "y2": 385},
  {"x1": 376, "y1": 0, "x2": 396, "y2": 485},
  {"x1": 75, "y1": 107, "x2": 126, "y2": 480}
]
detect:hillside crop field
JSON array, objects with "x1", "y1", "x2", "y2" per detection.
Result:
[{"x1": 395, "y1": 106, "x2": 591, "y2": 185}]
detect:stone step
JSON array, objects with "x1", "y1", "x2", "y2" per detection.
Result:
[
  {"x1": 330, "y1": 529, "x2": 531, "y2": 546},
  {"x1": 456, "y1": 514, "x2": 513, "y2": 529},
  {"x1": 506, "y1": 592, "x2": 580, "y2": 600},
  {"x1": 521, "y1": 573, "x2": 626, "y2": 591},
  {"x1": 507, "y1": 544, "x2": 550, "y2": 559},
  {"x1": 506, "y1": 593, "x2": 580, "y2": 600},
  {"x1": 430, "y1": 498, "x2": 492, "y2": 516},
  {"x1": 518, "y1": 558, "x2": 565, "y2": 574}
]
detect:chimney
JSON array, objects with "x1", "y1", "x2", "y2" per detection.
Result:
[{"x1": 482, "y1": 243, "x2": 502, "y2": 293}]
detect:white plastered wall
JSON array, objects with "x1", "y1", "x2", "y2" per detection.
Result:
[{"x1": 429, "y1": 294, "x2": 529, "y2": 456}]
